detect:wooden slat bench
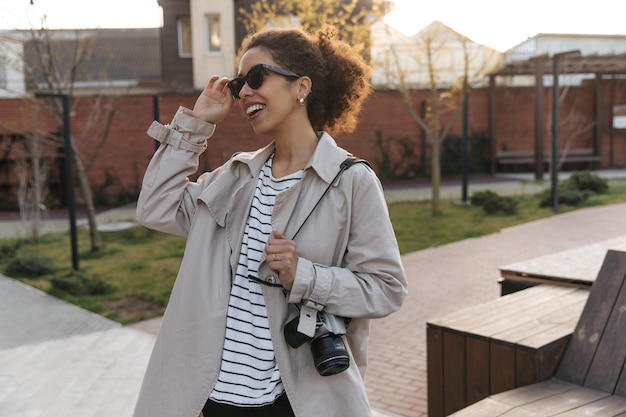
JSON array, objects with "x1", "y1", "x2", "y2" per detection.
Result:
[
  {"x1": 496, "y1": 148, "x2": 601, "y2": 167},
  {"x1": 427, "y1": 285, "x2": 589, "y2": 416},
  {"x1": 498, "y1": 236, "x2": 626, "y2": 295},
  {"x1": 448, "y1": 248, "x2": 626, "y2": 416}
]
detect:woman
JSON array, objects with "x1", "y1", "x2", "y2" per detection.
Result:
[{"x1": 133, "y1": 25, "x2": 407, "y2": 417}]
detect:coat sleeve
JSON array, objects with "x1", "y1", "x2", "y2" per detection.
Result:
[
  {"x1": 136, "y1": 106, "x2": 216, "y2": 237},
  {"x1": 288, "y1": 164, "x2": 408, "y2": 321}
]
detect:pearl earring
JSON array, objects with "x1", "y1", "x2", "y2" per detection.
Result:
[{"x1": 298, "y1": 97, "x2": 305, "y2": 105}]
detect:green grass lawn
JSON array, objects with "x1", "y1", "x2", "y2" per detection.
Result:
[
  {"x1": 2, "y1": 178, "x2": 625, "y2": 324},
  {"x1": 391, "y1": 179, "x2": 626, "y2": 253}
]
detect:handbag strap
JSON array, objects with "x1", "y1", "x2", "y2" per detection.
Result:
[{"x1": 291, "y1": 157, "x2": 370, "y2": 240}]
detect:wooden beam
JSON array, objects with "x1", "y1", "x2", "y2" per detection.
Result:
[
  {"x1": 491, "y1": 52, "x2": 626, "y2": 77},
  {"x1": 534, "y1": 61, "x2": 545, "y2": 180},
  {"x1": 595, "y1": 73, "x2": 603, "y2": 167},
  {"x1": 488, "y1": 74, "x2": 497, "y2": 174}
]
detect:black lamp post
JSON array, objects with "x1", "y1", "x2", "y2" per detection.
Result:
[
  {"x1": 461, "y1": 78, "x2": 469, "y2": 203},
  {"x1": 35, "y1": 92, "x2": 79, "y2": 270}
]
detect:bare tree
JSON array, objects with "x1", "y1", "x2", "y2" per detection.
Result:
[
  {"x1": 15, "y1": 132, "x2": 49, "y2": 242},
  {"x1": 550, "y1": 62, "x2": 601, "y2": 172},
  {"x1": 373, "y1": 21, "x2": 502, "y2": 214},
  {"x1": 12, "y1": 25, "x2": 123, "y2": 251},
  {"x1": 25, "y1": 28, "x2": 99, "y2": 251},
  {"x1": 554, "y1": 86, "x2": 595, "y2": 171}
]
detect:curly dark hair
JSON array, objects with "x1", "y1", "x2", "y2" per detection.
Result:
[{"x1": 238, "y1": 25, "x2": 372, "y2": 135}]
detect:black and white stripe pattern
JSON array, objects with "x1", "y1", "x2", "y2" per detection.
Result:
[{"x1": 210, "y1": 156, "x2": 302, "y2": 406}]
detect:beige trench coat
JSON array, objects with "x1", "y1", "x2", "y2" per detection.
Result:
[{"x1": 132, "y1": 107, "x2": 408, "y2": 417}]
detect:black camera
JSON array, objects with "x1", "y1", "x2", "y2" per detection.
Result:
[{"x1": 284, "y1": 311, "x2": 350, "y2": 376}]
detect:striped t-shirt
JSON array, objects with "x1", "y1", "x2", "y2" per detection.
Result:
[{"x1": 209, "y1": 156, "x2": 303, "y2": 406}]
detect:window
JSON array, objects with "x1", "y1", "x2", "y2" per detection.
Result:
[
  {"x1": 177, "y1": 16, "x2": 192, "y2": 57},
  {"x1": 0, "y1": 57, "x2": 6, "y2": 88},
  {"x1": 205, "y1": 14, "x2": 221, "y2": 54},
  {"x1": 613, "y1": 104, "x2": 626, "y2": 130}
]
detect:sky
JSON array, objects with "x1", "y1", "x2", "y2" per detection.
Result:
[
  {"x1": 385, "y1": 0, "x2": 626, "y2": 51},
  {"x1": 1, "y1": 0, "x2": 625, "y2": 52}
]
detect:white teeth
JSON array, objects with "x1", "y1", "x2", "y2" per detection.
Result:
[{"x1": 246, "y1": 104, "x2": 265, "y2": 115}]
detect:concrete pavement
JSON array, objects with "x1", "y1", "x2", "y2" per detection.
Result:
[{"x1": 1, "y1": 170, "x2": 625, "y2": 417}]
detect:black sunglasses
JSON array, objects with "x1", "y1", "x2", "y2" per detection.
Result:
[{"x1": 227, "y1": 63, "x2": 301, "y2": 99}]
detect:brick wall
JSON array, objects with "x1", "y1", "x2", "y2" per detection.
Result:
[
  {"x1": 0, "y1": 82, "x2": 624, "y2": 208},
  {"x1": 494, "y1": 85, "x2": 597, "y2": 152},
  {"x1": 492, "y1": 79, "x2": 626, "y2": 167}
]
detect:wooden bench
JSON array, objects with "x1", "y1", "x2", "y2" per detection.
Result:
[
  {"x1": 427, "y1": 285, "x2": 589, "y2": 416},
  {"x1": 448, "y1": 248, "x2": 626, "y2": 416},
  {"x1": 496, "y1": 148, "x2": 601, "y2": 167},
  {"x1": 498, "y1": 236, "x2": 626, "y2": 295}
]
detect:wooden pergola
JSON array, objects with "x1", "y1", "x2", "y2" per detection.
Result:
[{"x1": 488, "y1": 51, "x2": 626, "y2": 178}]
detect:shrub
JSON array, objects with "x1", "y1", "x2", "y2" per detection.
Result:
[
  {"x1": 538, "y1": 171, "x2": 607, "y2": 208},
  {"x1": 566, "y1": 170, "x2": 609, "y2": 194},
  {"x1": 470, "y1": 190, "x2": 518, "y2": 215},
  {"x1": 50, "y1": 273, "x2": 113, "y2": 296},
  {"x1": 470, "y1": 190, "x2": 499, "y2": 207},
  {"x1": 0, "y1": 239, "x2": 22, "y2": 260},
  {"x1": 373, "y1": 131, "x2": 421, "y2": 181},
  {"x1": 483, "y1": 196, "x2": 518, "y2": 214},
  {"x1": 559, "y1": 188, "x2": 591, "y2": 205},
  {"x1": 5, "y1": 254, "x2": 53, "y2": 278}
]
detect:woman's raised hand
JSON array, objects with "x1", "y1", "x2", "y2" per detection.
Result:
[{"x1": 191, "y1": 75, "x2": 235, "y2": 124}]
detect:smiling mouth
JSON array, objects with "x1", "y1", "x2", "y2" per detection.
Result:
[{"x1": 246, "y1": 104, "x2": 265, "y2": 116}]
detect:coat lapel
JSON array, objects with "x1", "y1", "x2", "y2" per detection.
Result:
[{"x1": 272, "y1": 135, "x2": 348, "y2": 241}]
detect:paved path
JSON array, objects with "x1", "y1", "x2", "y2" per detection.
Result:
[
  {"x1": 1, "y1": 170, "x2": 625, "y2": 416},
  {"x1": 364, "y1": 201, "x2": 626, "y2": 416}
]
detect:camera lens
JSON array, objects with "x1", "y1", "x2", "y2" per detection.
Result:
[{"x1": 310, "y1": 333, "x2": 350, "y2": 376}]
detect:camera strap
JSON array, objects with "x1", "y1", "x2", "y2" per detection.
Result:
[
  {"x1": 291, "y1": 156, "x2": 370, "y2": 241},
  {"x1": 289, "y1": 156, "x2": 370, "y2": 338}
]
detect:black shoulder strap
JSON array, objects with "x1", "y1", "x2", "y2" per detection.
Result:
[
  {"x1": 340, "y1": 156, "x2": 371, "y2": 171},
  {"x1": 291, "y1": 157, "x2": 370, "y2": 240}
]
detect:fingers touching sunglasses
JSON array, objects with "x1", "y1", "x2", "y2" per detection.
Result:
[{"x1": 227, "y1": 64, "x2": 301, "y2": 99}]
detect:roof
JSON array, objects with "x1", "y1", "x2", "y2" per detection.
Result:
[
  {"x1": 22, "y1": 28, "x2": 161, "y2": 90},
  {"x1": 492, "y1": 51, "x2": 626, "y2": 76}
]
